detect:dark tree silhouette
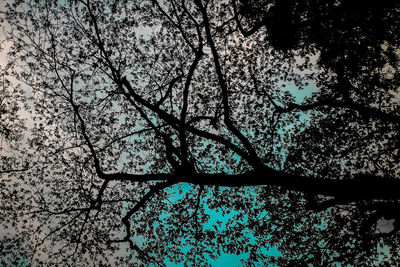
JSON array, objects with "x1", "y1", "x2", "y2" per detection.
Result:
[
  {"x1": 0, "y1": 236, "x2": 29, "y2": 266},
  {"x1": 0, "y1": 71, "x2": 27, "y2": 174},
  {"x1": 2, "y1": 0, "x2": 400, "y2": 265}
]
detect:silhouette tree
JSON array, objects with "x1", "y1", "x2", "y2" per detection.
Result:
[
  {"x1": 0, "y1": 71, "x2": 27, "y2": 174},
  {"x1": 3, "y1": 0, "x2": 400, "y2": 265},
  {"x1": 0, "y1": 236, "x2": 29, "y2": 266}
]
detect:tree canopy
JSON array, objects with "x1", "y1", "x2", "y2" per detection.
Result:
[
  {"x1": 1, "y1": 0, "x2": 400, "y2": 265},
  {"x1": 0, "y1": 69, "x2": 26, "y2": 174}
]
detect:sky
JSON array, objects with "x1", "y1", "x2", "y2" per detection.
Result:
[
  {"x1": 0, "y1": 0, "x2": 10, "y2": 66},
  {"x1": 2, "y1": 1, "x2": 396, "y2": 266},
  {"x1": 0, "y1": 24, "x2": 9, "y2": 68},
  {"x1": 0, "y1": 6, "x2": 314, "y2": 264}
]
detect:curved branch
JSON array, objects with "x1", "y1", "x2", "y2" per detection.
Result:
[
  {"x1": 232, "y1": 0, "x2": 266, "y2": 37},
  {"x1": 102, "y1": 170, "x2": 400, "y2": 203},
  {"x1": 109, "y1": 180, "x2": 175, "y2": 264},
  {"x1": 195, "y1": 0, "x2": 263, "y2": 170},
  {"x1": 275, "y1": 98, "x2": 400, "y2": 124}
]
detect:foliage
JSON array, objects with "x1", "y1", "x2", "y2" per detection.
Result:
[
  {"x1": 0, "y1": 69, "x2": 27, "y2": 174},
  {"x1": 2, "y1": 0, "x2": 400, "y2": 265},
  {"x1": 0, "y1": 236, "x2": 29, "y2": 266}
]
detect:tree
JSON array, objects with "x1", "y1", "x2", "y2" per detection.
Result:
[
  {"x1": 0, "y1": 236, "x2": 30, "y2": 266},
  {"x1": 2, "y1": 0, "x2": 400, "y2": 265},
  {"x1": 0, "y1": 70, "x2": 27, "y2": 174}
]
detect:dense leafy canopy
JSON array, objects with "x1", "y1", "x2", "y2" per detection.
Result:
[
  {"x1": 0, "y1": 70, "x2": 26, "y2": 174},
  {"x1": 1, "y1": 0, "x2": 400, "y2": 265}
]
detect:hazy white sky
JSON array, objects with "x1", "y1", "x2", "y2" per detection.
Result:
[
  {"x1": 0, "y1": 2, "x2": 11, "y2": 69},
  {"x1": 0, "y1": 41, "x2": 11, "y2": 69}
]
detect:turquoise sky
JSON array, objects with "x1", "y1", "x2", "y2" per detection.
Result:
[{"x1": 130, "y1": 82, "x2": 317, "y2": 266}]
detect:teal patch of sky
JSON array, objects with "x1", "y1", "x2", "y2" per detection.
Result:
[
  {"x1": 162, "y1": 82, "x2": 317, "y2": 265},
  {"x1": 275, "y1": 81, "x2": 317, "y2": 168},
  {"x1": 239, "y1": 80, "x2": 317, "y2": 168},
  {"x1": 0, "y1": 247, "x2": 29, "y2": 267},
  {"x1": 139, "y1": 185, "x2": 282, "y2": 266},
  {"x1": 278, "y1": 80, "x2": 317, "y2": 122},
  {"x1": 124, "y1": 81, "x2": 319, "y2": 266}
]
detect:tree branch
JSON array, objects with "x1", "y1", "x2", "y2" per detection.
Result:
[
  {"x1": 275, "y1": 98, "x2": 400, "y2": 124},
  {"x1": 232, "y1": 0, "x2": 266, "y2": 37},
  {"x1": 101, "y1": 170, "x2": 400, "y2": 202},
  {"x1": 196, "y1": 0, "x2": 264, "y2": 170},
  {"x1": 109, "y1": 181, "x2": 175, "y2": 264}
]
